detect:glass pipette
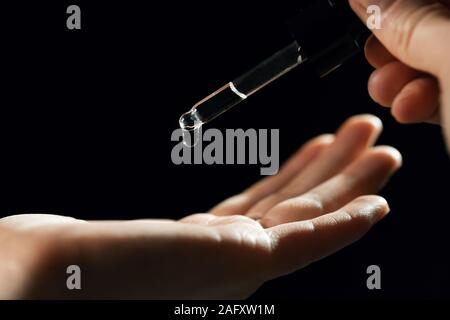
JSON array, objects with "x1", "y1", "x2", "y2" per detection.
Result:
[{"x1": 179, "y1": 41, "x2": 304, "y2": 131}]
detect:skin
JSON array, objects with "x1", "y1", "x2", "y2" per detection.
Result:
[
  {"x1": 0, "y1": 115, "x2": 402, "y2": 299},
  {"x1": 349, "y1": 0, "x2": 450, "y2": 150}
]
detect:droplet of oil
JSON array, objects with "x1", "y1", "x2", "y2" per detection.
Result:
[{"x1": 179, "y1": 110, "x2": 203, "y2": 148}]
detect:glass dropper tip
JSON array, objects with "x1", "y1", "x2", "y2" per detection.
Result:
[
  {"x1": 179, "y1": 109, "x2": 203, "y2": 131},
  {"x1": 178, "y1": 41, "x2": 303, "y2": 128}
]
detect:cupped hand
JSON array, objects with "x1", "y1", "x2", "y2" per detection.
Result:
[{"x1": 0, "y1": 115, "x2": 401, "y2": 299}]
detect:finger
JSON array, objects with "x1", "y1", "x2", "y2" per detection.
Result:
[
  {"x1": 368, "y1": 61, "x2": 422, "y2": 107},
  {"x1": 246, "y1": 114, "x2": 383, "y2": 218},
  {"x1": 180, "y1": 213, "x2": 259, "y2": 228},
  {"x1": 349, "y1": 0, "x2": 450, "y2": 79},
  {"x1": 365, "y1": 34, "x2": 397, "y2": 68},
  {"x1": 266, "y1": 195, "x2": 389, "y2": 278},
  {"x1": 391, "y1": 76, "x2": 441, "y2": 124},
  {"x1": 210, "y1": 134, "x2": 334, "y2": 216},
  {"x1": 179, "y1": 213, "x2": 217, "y2": 225},
  {"x1": 261, "y1": 146, "x2": 401, "y2": 227}
]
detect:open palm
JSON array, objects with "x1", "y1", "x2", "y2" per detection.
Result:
[{"x1": 0, "y1": 115, "x2": 401, "y2": 299}]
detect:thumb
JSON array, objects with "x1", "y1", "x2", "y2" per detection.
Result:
[{"x1": 349, "y1": 0, "x2": 450, "y2": 79}]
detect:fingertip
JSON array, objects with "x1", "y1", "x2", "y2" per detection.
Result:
[
  {"x1": 368, "y1": 69, "x2": 391, "y2": 107},
  {"x1": 391, "y1": 77, "x2": 440, "y2": 124},
  {"x1": 310, "y1": 134, "x2": 335, "y2": 146},
  {"x1": 371, "y1": 145, "x2": 403, "y2": 170},
  {"x1": 351, "y1": 195, "x2": 390, "y2": 224},
  {"x1": 364, "y1": 35, "x2": 396, "y2": 68},
  {"x1": 297, "y1": 134, "x2": 335, "y2": 156},
  {"x1": 364, "y1": 35, "x2": 377, "y2": 64},
  {"x1": 390, "y1": 107, "x2": 409, "y2": 124},
  {"x1": 339, "y1": 114, "x2": 383, "y2": 139},
  {"x1": 391, "y1": 93, "x2": 419, "y2": 124},
  {"x1": 349, "y1": 113, "x2": 383, "y2": 127},
  {"x1": 368, "y1": 62, "x2": 423, "y2": 108}
]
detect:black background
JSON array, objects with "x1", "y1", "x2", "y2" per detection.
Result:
[{"x1": 1, "y1": 0, "x2": 449, "y2": 299}]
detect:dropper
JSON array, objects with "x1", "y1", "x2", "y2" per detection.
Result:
[
  {"x1": 179, "y1": 41, "x2": 304, "y2": 131},
  {"x1": 179, "y1": 0, "x2": 369, "y2": 131}
]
